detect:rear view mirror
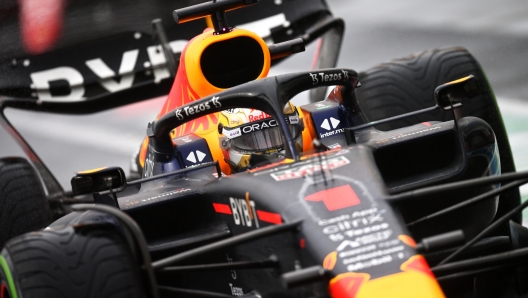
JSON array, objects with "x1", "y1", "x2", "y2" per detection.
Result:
[
  {"x1": 71, "y1": 167, "x2": 126, "y2": 195},
  {"x1": 435, "y1": 75, "x2": 480, "y2": 110}
]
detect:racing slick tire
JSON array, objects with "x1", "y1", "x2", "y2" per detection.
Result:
[
  {"x1": 354, "y1": 46, "x2": 521, "y2": 226},
  {"x1": 0, "y1": 157, "x2": 52, "y2": 248},
  {"x1": 0, "y1": 225, "x2": 144, "y2": 298}
]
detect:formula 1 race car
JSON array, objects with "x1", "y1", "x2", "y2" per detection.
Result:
[{"x1": 1, "y1": 0, "x2": 527, "y2": 298}]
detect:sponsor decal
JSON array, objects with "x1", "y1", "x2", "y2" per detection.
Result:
[
  {"x1": 318, "y1": 207, "x2": 379, "y2": 226},
  {"x1": 338, "y1": 244, "x2": 377, "y2": 259},
  {"x1": 314, "y1": 102, "x2": 332, "y2": 110},
  {"x1": 335, "y1": 229, "x2": 393, "y2": 251},
  {"x1": 27, "y1": 39, "x2": 189, "y2": 101},
  {"x1": 186, "y1": 150, "x2": 207, "y2": 164},
  {"x1": 377, "y1": 239, "x2": 400, "y2": 248},
  {"x1": 26, "y1": 14, "x2": 290, "y2": 101},
  {"x1": 309, "y1": 70, "x2": 349, "y2": 85},
  {"x1": 320, "y1": 129, "x2": 344, "y2": 138},
  {"x1": 223, "y1": 127, "x2": 242, "y2": 139},
  {"x1": 347, "y1": 255, "x2": 393, "y2": 271},
  {"x1": 326, "y1": 222, "x2": 390, "y2": 241},
  {"x1": 270, "y1": 156, "x2": 350, "y2": 181},
  {"x1": 248, "y1": 111, "x2": 272, "y2": 122},
  {"x1": 241, "y1": 118, "x2": 278, "y2": 134},
  {"x1": 215, "y1": 198, "x2": 282, "y2": 226},
  {"x1": 229, "y1": 283, "x2": 244, "y2": 296},
  {"x1": 240, "y1": 114, "x2": 298, "y2": 134},
  {"x1": 175, "y1": 96, "x2": 221, "y2": 120},
  {"x1": 141, "y1": 187, "x2": 191, "y2": 203},
  {"x1": 309, "y1": 73, "x2": 319, "y2": 85},
  {"x1": 319, "y1": 116, "x2": 344, "y2": 138},
  {"x1": 321, "y1": 117, "x2": 340, "y2": 131},
  {"x1": 175, "y1": 136, "x2": 193, "y2": 143},
  {"x1": 327, "y1": 143, "x2": 342, "y2": 150},
  {"x1": 342, "y1": 70, "x2": 349, "y2": 80},
  {"x1": 226, "y1": 254, "x2": 237, "y2": 279},
  {"x1": 229, "y1": 197, "x2": 260, "y2": 228},
  {"x1": 322, "y1": 213, "x2": 384, "y2": 234},
  {"x1": 222, "y1": 112, "x2": 298, "y2": 138},
  {"x1": 375, "y1": 126, "x2": 442, "y2": 145},
  {"x1": 342, "y1": 246, "x2": 404, "y2": 266},
  {"x1": 305, "y1": 185, "x2": 360, "y2": 211},
  {"x1": 222, "y1": 108, "x2": 240, "y2": 114},
  {"x1": 320, "y1": 206, "x2": 411, "y2": 273}
]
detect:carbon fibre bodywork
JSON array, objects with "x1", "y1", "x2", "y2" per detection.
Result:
[{"x1": 50, "y1": 84, "x2": 498, "y2": 296}]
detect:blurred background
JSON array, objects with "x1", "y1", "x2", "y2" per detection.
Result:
[{"x1": 1, "y1": 0, "x2": 527, "y2": 215}]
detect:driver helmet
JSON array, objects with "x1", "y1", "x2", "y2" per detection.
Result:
[{"x1": 218, "y1": 103, "x2": 303, "y2": 172}]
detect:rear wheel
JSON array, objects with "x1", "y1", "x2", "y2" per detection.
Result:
[
  {"x1": 355, "y1": 46, "x2": 520, "y2": 225},
  {"x1": 0, "y1": 157, "x2": 52, "y2": 248},
  {"x1": 0, "y1": 225, "x2": 144, "y2": 298}
]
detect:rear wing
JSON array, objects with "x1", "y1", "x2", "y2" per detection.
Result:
[{"x1": 0, "y1": 0, "x2": 343, "y2": 114}]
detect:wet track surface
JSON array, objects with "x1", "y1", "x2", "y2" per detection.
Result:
[{"x1": 1, "y1": 0, "x2": 528, "y2": 211}]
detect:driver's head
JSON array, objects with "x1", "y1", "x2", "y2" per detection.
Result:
[{"x1": 218, "y1": 103, "x2": 303, "y2": 172}]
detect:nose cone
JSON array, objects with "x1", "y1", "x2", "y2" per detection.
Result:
[{"x1": 328, "y1": 255, "x2": 445, "y2": 298}]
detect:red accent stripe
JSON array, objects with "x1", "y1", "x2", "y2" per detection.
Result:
[
  {"x1": 213, "y1": 203, "x2": 232, "y2": 214},
  {"x1": 422, "y1": 122, "x2": 431, "y2": 127},
  {"x1": 257, "y1": 210, "x2": 282, "y2": 224},
  {"x1": 1, "y1": 282, "x2": 7, "y2": 298}
]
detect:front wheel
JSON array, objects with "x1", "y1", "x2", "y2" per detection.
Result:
[
  {"x1": 0, "y1": 225, "x2": 144, "y2": 298},
  {"x1": 355, "y1": 46, "x2": 520, "y2": 226}
]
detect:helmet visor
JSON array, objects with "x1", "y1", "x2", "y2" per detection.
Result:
[
  {"x1": 229, "y1": 124, "x2": 300, "y2": 152},
  {"x1": 229, "y1": 124, "x2": 301, "y2": 152}
]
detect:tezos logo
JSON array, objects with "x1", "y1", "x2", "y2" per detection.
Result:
[
  {"x1": 310, "y1": 73, "x2": 319, "y2": 85},
  {"x1": 342, "y1": 70, "x2": 349, "y2": 80},
  {"x1": 309, "y1": 72, "x2": 345, "y2": 85},
  {"x1": 175, "y1": 96, "x2": 221, "y2": 120}
]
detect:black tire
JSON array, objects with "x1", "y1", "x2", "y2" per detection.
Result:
[
  {"x1": 0, "y1": 225, "x2": 144, "y2": 298},
  {"x1": 355, "y1": 47, "x2": 521, "y2": 225},
  {"x1": 0, "y1": 157, "x2": 52, "y2": 248}
]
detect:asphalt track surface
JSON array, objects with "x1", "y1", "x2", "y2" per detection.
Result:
[{"x1": 1, "y1": 0, "x2": 528, "y2": 211}]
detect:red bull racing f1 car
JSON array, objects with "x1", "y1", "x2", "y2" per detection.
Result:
[{"x1": 0, "y1": 0, "x2": 527, "y2": 297}]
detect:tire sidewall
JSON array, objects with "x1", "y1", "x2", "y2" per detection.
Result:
[{"x1": 0, "y1": 248, "x2": 21, "y2": 298}]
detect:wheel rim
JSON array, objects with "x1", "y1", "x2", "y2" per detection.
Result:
[{"x1": 0, "y1": 256, "x2": 17, "y2": 298}]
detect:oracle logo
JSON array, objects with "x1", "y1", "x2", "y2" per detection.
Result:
[{"x1": 242, "y1": 119, "x2": 278, "y2": 133}]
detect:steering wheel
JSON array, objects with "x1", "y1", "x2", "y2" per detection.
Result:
[{"x1": 147, "y1": 68, "x2": 360, "y2": 161}]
